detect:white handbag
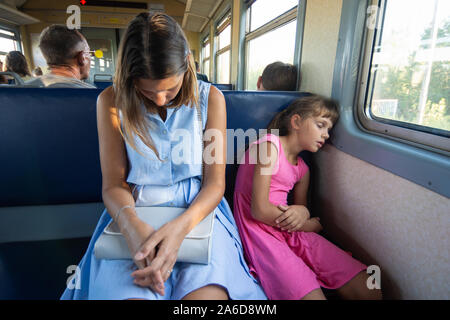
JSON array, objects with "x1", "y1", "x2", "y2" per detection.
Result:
[{"x1": 94, "y1": 206, "x2": 215, "y2": 264}]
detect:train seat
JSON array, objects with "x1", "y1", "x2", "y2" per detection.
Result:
[
  {"x1": 213, "y1": 83, "x2": 234, "y2": 90},
  {"x1": 93, "y1": 74, "x2": 113, "y2": 90},
  {"x1": 0, "y1": 87, "x2": 309, "y2": 299}
]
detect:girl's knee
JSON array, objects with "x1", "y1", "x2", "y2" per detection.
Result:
[
  {"x1": 301, "y1": 288, "x2": 327, "y2": 300},
  {"x1": 357, "y1": 271, "x2": 383, "y2": 300},
  {"x1": 338, "y1": 271, "x2": 382, "y2": 300}
]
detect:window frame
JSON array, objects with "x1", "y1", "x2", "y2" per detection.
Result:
[
  {"x1": 214, "y1": 10, "x2": 232, "y2": 84},
  {"x1": 357, "y1": 0, "x2": 450, "y2": 154},
  {"x1": 243, "y1": 3, "x2": 299, "y2": 90},
  {"x1": 0, "y1": 25, "x2": 22, "y2": 57},
  {"x1": 200, "y1": 35, "x2": 210, "y2": 76},
  {"x1": 331, "y1": 0, "x2": 450, "y2": 198}
]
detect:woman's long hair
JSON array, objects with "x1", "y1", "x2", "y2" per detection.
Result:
[
  {"x1": 114, "y1": 12, "x2": 198, "y2": 158},
  {"x1": 5, "y1": 51, "x2": 31, "y2": 77},
  {"x1": 267, "y1": 95, "x2": 340, "y2": 136}
]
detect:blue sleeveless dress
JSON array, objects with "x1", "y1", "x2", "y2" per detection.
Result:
[{"x1": 60, "y1": 81, "x2": 267, "y2": 300}]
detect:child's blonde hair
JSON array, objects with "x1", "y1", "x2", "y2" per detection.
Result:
[{"x1": 267, "y1": 95, "x2": 339, "y2": 136}]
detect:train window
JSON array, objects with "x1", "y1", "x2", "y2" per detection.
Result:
[
  {"x1": 0, "y1": 27, "x2": 20, "y2": 62},
  {"x1": 215, "y1": 12, "x2": 232, "y2": 83},
  {"x1": 201, "y1": 36, "x2": 210, "y2": 77},
  {"x1": 247, "y1": 0, "x2": 298, "y2": 32},
  {"x1": 244, "y1": 1, "x2": 298, "y2": 90},
  {"x1": 359, "y1": 0, "x2": 450, "y2": 152}
]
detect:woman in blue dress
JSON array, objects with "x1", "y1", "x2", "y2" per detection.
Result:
[{"x1": 61, "y1": 12, "x2": 267, "y2": 300}]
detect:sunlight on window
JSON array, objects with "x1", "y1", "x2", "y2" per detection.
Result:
[
  {"x1": 217, "y1": 50, "x2": 230, "y2": 84},
  {"x1": 202, "y1": 41, "x2": 210, "y2": 59},
  {"x1": 0, "y1": 54, "x2": 5, "y2": 68},
  {"x1": 203, "y1": 59, "x2": 210, "y2": 78},
  {"x1": 0, "y1": 36, "x2": 18, "y2": 53},
  {"x1": 0, "y1": 29, "x2": 14, "y2": 37},
  {"x1": 369, "y1": 0, "x2": 450, "y2": 132},
  {"x1": 246, "y1": 20, "x2": 296, "y2": 90},
  {"x1": 218, "y1": 24, "x2": 231, "y2": 50},
  {"x1": 250, "y1": 0, "x2": 298, "y2": 31}
]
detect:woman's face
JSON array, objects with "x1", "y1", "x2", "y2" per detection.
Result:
[{"x1": 136, "y1": 74, "x2": 184, "y2": 107}]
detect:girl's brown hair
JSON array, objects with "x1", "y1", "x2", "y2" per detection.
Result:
[
  {"x1": 114, "y1": 12, "x2": 198, "y2": 158},
  {"x1": 267, "y1": 95, "x2": 339, "y2": 136}
]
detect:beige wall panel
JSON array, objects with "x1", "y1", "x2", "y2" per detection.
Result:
[
  {"x1": 185, "y1": 30, "x2": 200, "y2": 62},
  {"x1": 300, "y1": 0, "x2": 342, "y2": 96},
  {"x1": 314, "y1": 145, "x2": 449, "y2": 299}
]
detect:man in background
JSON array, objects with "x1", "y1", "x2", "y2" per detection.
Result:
[
  {"x1": 26, "y1": 25, "x2": 95, "y2": 88},
  {"x1": 195, "y1": 61, "x2": 209, "y2": 82}
]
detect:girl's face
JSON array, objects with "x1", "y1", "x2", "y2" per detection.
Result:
[
  {"x1": 292, "y1": 114, "x2": 333, "y2": 152},
  {"x1": 136, "y1": 73, "x2": 184, "y2": 107}
]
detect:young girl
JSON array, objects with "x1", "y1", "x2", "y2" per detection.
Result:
[
  {"x1": 233, "y1": 95, "x2": 382, "y2": 300},
  {"x1": 61, "y1": 12, "x2": 266, "y2": 300}
]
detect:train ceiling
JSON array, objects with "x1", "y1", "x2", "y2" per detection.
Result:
[
  {"x1": 0, "y1": 0, "x2": 39, "y2": 25},
  {"x1": 177, "y1": 0, "x2": 225, "y2": 33},
  {"x1": 0, "y1": 0, "x2": 224, "y2": 33}
]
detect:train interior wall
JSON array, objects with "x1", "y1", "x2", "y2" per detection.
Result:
[{"x1": 302, "y1": 0, "x2": 449, "y2": 299}]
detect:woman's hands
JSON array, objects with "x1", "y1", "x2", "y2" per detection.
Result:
[
  {"x1": 121, "y1": 216, "x2": 156, "y2": 270},
  {"x1": 275, "y1": 204, "x2": 310, "y2": 232},
  {"x1": 129, "y1": 216, "x2": 188, "y2": 296}
]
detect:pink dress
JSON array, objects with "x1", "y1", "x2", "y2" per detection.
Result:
[{"x1": 233, "y1": 134, "x2": 366, "y2": 299}]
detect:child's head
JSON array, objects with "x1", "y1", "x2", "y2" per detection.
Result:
[
  {"x1": 257, "y1": 61, "x2": 297, "y2": 91},
  {"x1": 33, "y1": 67, "x2": 43, "y2": 77},
  {"x1": 267, "y1": 95, "x2": 339, "y2": 152}
]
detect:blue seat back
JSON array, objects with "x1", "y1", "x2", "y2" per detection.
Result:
[
  {"x1": 0, "y1": 88, "x2": 310, "y2": 207},
  {"x1": 213, "y1": 83, "x2": 234, "y2": 91},
  {"x1": 222, "y1": 90, "x2": 311, "y2": 204},
  {"x1": 94, "y1": 81, "x2": 113, "y2": 89},
  {"x1": 0, "y1": 88, "x2": 102, "y2": 207}
]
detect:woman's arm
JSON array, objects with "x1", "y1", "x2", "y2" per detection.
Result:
[
  {"x1": 97, "y1": 86, "x2": 156, "y2": 268},
  {"x1": 97, "y1": 86, "x2": 136, "y2": 225}
]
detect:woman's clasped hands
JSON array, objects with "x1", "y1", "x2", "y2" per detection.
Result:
[{"x1": 125, "y1": 216, "x2": 187, "y2": 296}]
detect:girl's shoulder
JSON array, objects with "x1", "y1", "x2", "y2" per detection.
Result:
[
  {"x1": 248, "y1": 134, "x2": 281, "y2": 158},
  {"x1": 247, "y1": 134, "x2": 280, "y2": 169}
]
